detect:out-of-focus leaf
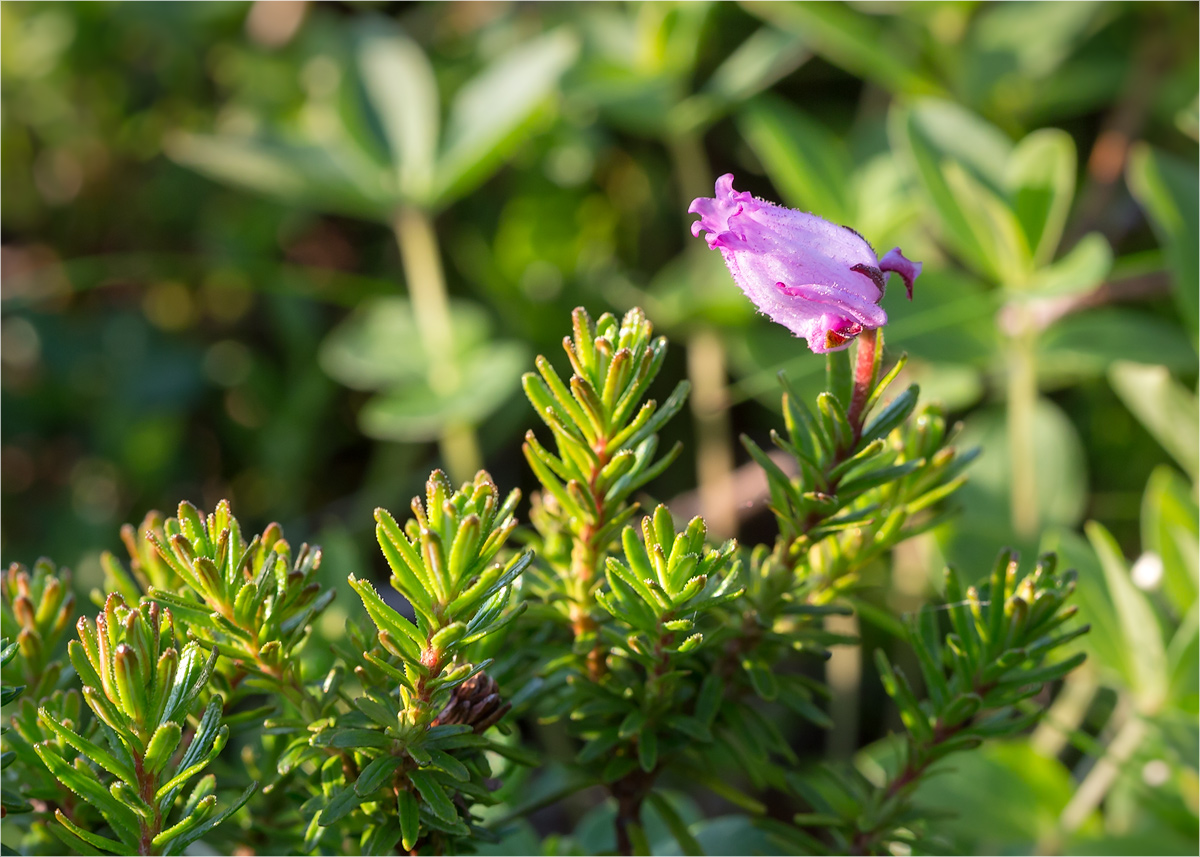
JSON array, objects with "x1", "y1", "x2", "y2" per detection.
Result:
[
  {"x1": 903, "y1": 361, "x2": 985, "y2": 412},
  {"x1": 670, "y1": 27, "x2": 808, "y2": 134},
  {"x1": 571, "y1": 790, "x2": 703, "y2": 856},
  {"x1": 969, "y1": 2, "x2": 1105, "y2": 78},
  {"x1": 943, "y1": 160, "x2": 1032, "y2": 284},
  {"x1": 1166, "y1": 606, "x2": 1198, "y2": 708},
  {"x1": 894, "y1": 99, "x2": 1013, "y2": 191},
  {"x1": 850, "y1": 154, "x2": 924, "y2": 250},
  {"x1": 648, "y1": 246, "x2": 756, "y2": 330},
  {"x1": 318, "y1": 297, "x2": 492, "y2": 392},
  {"x1": 1040, "y1": 528, "x2": 1128, "y2": 682},
  {"x1": 633, "y1": 2, "x2": 711, "y2": 79},
  {"x1": 1127, "y1": 144, "x2": 1200, "y2": 341},
  {"x1": 1005, "y1": 128, "x2": 1076, "y2": 266},
  {"x1": 890, "y1": 101, "x2": 1019, "y2": 283},
  {"x1": 1038, "y1": 311, "x2": 1197, "y2": 385},
  {"x1": 434, "y1": 29, "x2": 578, "y2": 207},
  {"x1": 744, "y1": 2, "x2": 942, "y2": 97},
  {"x1": 702, "y1": 27, "x2": 808, "y2": 105},
  {"x1": 883, "y1": 268, "x2": 998, "y2": 365},
  {"x1": 737, "y1": 96, "x2": 853, "y2": 222},
  {"x1": 914, "y1": 741, "x2": 1099, "y2": 852},
  {"x1": 165, "y1": 133, "x2": 394, "y2": 221},
  {"x1": 356, "y1": 22, "x2": 440, "y2": 205},
  {"x1": 1142, "y1": 466, "x2": 1199, "y2": 616},
  {"x1": 1086, "y1": 521, "x2": 1169, "y2": 713},
  {"x1": 1108, "y1": 362, "x2": 1199, "y2": 481},
  {"x1": 955, "y1": 398, "x2": 1088, "y2": 533},
  {"x1": 663, "y1": 814, "x2": 777, "y2": 856},
  {"x1": 358, "y1": 341, "x2": 528, "y2": 442},
  {"x1": 1024, "y1": 232, "x2": 1112, "y2": 299}
]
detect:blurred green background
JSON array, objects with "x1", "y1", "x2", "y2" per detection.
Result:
[{"x1": 2, "y1": 2, "x2": 1196, "y2": 853}]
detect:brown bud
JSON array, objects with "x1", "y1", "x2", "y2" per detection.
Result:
[{"x1": 431, "y1": 672, "x2": 510, "y2": 733}]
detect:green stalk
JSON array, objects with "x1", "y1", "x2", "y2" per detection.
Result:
[
  {"x1": 392, "y1": 207, "x2": 482, "y2": 483},
  {"x1": 1007, "y1": 323, "x2": 1039, "y2": 538}
]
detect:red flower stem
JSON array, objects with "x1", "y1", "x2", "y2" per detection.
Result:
[{"x1": 846, "y1": 328, "x2": 878, "y2": 438}]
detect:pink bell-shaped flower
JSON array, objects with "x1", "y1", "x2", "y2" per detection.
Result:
[{"x1": 690, "y1": 174, "x2": 920, "y2": 353}]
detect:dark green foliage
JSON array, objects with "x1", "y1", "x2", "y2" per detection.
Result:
[{"x1": 1, "y1": 3, "x2": 1194, "y2": 855}]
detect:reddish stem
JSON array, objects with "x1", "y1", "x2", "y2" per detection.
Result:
[
  {"x1": 572, "y1": 443, "x2": 610, "y2": 681},
  {"x1": 846, "y1": 328, "x2": 878, "y2": 437}
]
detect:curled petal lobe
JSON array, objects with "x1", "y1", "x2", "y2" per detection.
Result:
[
  {"x1": 879, "y1": 248, "x2": 922, "y2": 300},
  {"x1": 690, "y1": 174, "x2": 921, "y2": 353}
]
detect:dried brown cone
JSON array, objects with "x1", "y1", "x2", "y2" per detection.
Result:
[{"x1": 432, "y1": 672, "x2": 510, "y2": 733}]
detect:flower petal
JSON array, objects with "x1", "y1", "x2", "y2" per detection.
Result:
[
  {"x1": 879, "y1": 247, "x2": 922, "y2": 299},
  {"x1": 690, "y1": 174, "x2": 919, "y2": 354}
]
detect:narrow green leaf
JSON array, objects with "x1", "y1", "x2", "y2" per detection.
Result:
[
  {"x1": 398, "y1": 788, "x2": 420, "y2": 851},
  {"x1": 408, "y1": 768, "x2": 457, "y2": 824},
  {"x1": 355, "y1": 755, "x2": 403, "y2": 797}
]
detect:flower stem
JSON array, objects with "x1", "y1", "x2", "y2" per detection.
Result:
[
  {"x1": 392, "y1": 206, "x2": 482, "y2": 483},
  {"x1": 847, "y1": 328, "x2": 879, "y2": 436},
  {"x1": 1007, "y1": 325, "x2": 1039, "y2": 538}
]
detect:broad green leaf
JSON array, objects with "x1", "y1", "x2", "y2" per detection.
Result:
[
  {"x1": 358, "y1": 341, "x2": 529, "y2": 442},
  {"x1": 894, "y1": 99, "x2": 1014, "y2": 192},
  {"x1": 737, "y1": 95, "x2": 853, "y2": 222},
  {"x1": 1127, "y1": 144, "x2": 1199, "y2": 340},
  {"x1": 645, "y1": 792, "x2": 702, "y2": 856},
  {"x1": 319, "y1": 785, "x2": 362, "y2": 827},
  {"x1": 1005, "y1": 128, "x2": 1077, "y2": 266},
  {"x1": 319, "y1": 297, "x2": 493, "y2": 392},
  {"x1": 1086, "y1": 521, "x2": 1169, "y2": 713},
  {"x1": 165, "y1": 133, "x2": 393, "y2": 221},
  {"x1": 357, "y1": 23, "x2": 440, "y2": 205},
  {"x1": 1108, "y1": 362, "x2": 1199, "y2": 480},
  {"x1": 942, "y1": 160, "x2": 1032, "y2": 285},
  {"x1": 671, "y1": 25, "x2": 810, "y2": 135},
  {"x1": 1024, "y1": 231, "x2": 1112, "y2": 299},
  {"x1": 433, "y1": 29, "x2": 578, "y2": 207}
]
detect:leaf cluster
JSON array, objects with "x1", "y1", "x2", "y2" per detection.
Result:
[{"x1": 778, "y1": 551, "x2": 1088, "y2": 855}]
